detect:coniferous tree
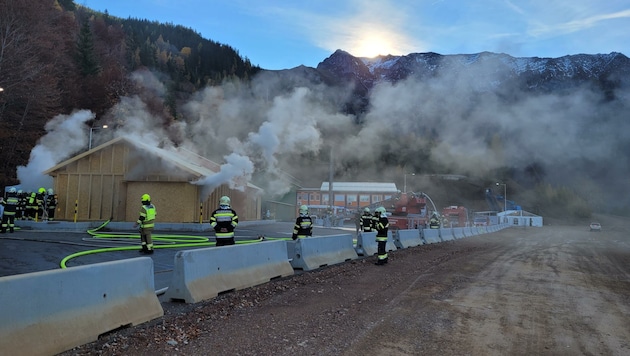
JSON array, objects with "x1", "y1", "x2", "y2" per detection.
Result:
[{"x1": 76, "y1": 20, "x2": 101, "y2": 76}]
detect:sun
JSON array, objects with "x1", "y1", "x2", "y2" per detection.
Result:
[{"x1": 353, "y1": 34, "x2": 394, "y2": 58}]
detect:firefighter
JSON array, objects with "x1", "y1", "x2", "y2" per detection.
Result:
[
  {"x1": 1, "y1": 188, "x2": 19, "y2": 233},
  {"x1": 209, "y1": 196, "x2": 238, "y2": 246},
  {"x1": 360, "y1": 207, "x2": 374, "y2": 232},
  {"x1": 17, "y1": 190, "x2": 26, "y2": 220},
  {"x1": 292, "y1": 205, "x2": 313, "y2": 240},
  {"x1": 46, "y1": 188, "x2": 58, "y2": 221},
  {"x1": 429, "y1": 213, "x2": 440, "y2": 229},
  {"x1": 25, "y1": 191, "x2": 37, "y2": 220},
  {"x1": 37, "y1": 187, "x2": 46, "y2": 220},
  {"x1": 133, "y1": 194, "x2": 156, "y2": 254},
  {"x1": 374, "y1": 206, "x2": 389, "y2": 265}
]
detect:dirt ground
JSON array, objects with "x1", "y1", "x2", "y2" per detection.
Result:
[{"x1": 62, "y1": 214, "x2": 630, "y2": 356}]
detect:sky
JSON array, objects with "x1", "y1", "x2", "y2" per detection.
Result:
[{"x1": 83, "y1": 0, "x2": 630, "y2": 70}]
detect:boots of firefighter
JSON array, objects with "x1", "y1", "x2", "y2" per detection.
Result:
[{"x1": 139, "y1": 245, "x2": 149, "y2": 254}]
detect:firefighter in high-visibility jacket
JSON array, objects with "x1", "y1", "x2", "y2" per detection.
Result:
[
  {"x1": 25, "y1": 192, "x2": 38, "y2": 220},
  {"x1": 133, "y1": 194, "x2": 156, "y2": 254},
  {"x1": 1, "y1": 188, "x2": 19, "y2": 233},
  {"x1": 292, "y1": 205, "x2": 313, "y2": 240},
  {"x1": 360, "y1": 207, "x2": 374, "y2": 232},
  {"x1": 36, "y1": 187, "x2": 46, "y2": 219},
  {"x1": 210, "y1": 196, "x2": 238, "y2": 246},
  {"x1": 374, "y1": 206, "x2": 389, "y2": 265},
  {"x1": 429, "y1": 213, "x2": 441, "y2": 229}
]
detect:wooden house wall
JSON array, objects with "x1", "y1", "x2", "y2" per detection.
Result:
[{"x1": 49, "y1": 141, "x2": 261, "y2": 222}]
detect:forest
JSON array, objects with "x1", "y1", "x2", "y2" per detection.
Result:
[{"x1": 0, "y1": 0, "x2": 260, "y2": 189}]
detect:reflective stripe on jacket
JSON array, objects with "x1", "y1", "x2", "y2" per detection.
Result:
[
  {"x1": 138, "y1": 204, "x2": 156, "y2": 228},
  {"x1": 210, "y1": 208, "x2": 238, "y2": 238}
]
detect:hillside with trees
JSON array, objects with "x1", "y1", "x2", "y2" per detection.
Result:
[{"x1": 0, "y1": 0, "x2": 260, "y2": 189}]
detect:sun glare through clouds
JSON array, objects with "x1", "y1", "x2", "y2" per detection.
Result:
[{"x1": 351, "y1": 33, "x2": 396, "y2": 58}]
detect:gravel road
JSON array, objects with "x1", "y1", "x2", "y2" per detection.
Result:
[{"x1": 63, "y1": 214, "x2": 630, "y2": 356}]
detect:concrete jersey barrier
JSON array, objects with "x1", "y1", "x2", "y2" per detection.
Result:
[
  {"x1": 423, "y1": 229, "x2": 441, "y2": 244},
  {"x1": 395, "y1": 229, "x2": 423, "y2": 248},
  {"x1": 464, "y1": 226, "x2": 477, "y2": 237},
  {"x1": 165, "y1": 240, "x2": 294, "y2": 303},
  {"x1": 0, "y1": 257, "x2": 163, "y2": 356},
  {"x1": 356, "y1": 231, "x2": 397, "y2": 256},
  {"x1": 452, "y1": 227, "x2": 466, "y2": 239},
  {"x1": 439, "y1": 228, "x2": 455, "y2": 241},
  {"x1": 288, "y1": 234, "x2": 358, "y2": 271}
]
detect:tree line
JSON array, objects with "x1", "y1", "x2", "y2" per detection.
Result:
[{"x1": 0, "y1": 0, "x2": 260, "y2": 189}]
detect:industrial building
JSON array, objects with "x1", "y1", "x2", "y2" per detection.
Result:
[{"x1": 296, "y1": 182, "x2": 399, "y2": 216}]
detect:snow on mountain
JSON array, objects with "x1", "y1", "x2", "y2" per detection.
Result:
[{"x1": 316, "y1": 50, "x2": 630, "y2": 94}]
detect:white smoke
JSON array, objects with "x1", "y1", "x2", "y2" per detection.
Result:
[
  {"x1": 18, "y1": 59, "x2": 630, "y2": 211},
  {"x1": 16, "y1": 110, "x2": 95, "y2": 191}
]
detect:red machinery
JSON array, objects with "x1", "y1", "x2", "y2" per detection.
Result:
[
  {"x1": 385, "y1": 192, "x2": 431, "y2": 230},
  {"x1": 441, "y1": 206, "x2": 468, "y2": 227}
]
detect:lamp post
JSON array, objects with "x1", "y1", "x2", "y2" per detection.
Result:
[
  {"x1": 88, "y1": 125, "x2": 108, "y2": 150},
  {"x1": 403, "y1": 172, "x2": 415, "y2": 193},
  {"x1": 496, "y1": 182, "x2": 507, "y2": 212}
]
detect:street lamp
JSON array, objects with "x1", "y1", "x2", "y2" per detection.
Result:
[
  {"x1": 88, "y1": 124, "x2": 108, "y2": 149},
  {"x1": 403, "y1": 172, "x2": 415, "y2": 193},
  {"x1": 496, "y1": 182, "x2": 507, "y2": 212}
]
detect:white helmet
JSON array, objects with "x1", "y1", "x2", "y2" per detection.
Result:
[
  {"x1": 299, "y1": 205, "x2": 308, "y2": 216},
  {"x1": 375, "y1": 207, "x2": 386, "y2": 214},
  {"x1": 8, "y1": 187, "x2": 16, "y2": 193},
  {"x1": 364, "y1": 207, "x2": 370, "y2": 213},
  {"x1": 48, "y1": 188, "x2": 54, "y2": 195},
  {"x1": 219, "y1": 196, "x2": 230, "y2": 208}
]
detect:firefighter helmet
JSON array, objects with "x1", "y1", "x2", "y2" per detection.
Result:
[
  {"x1": 142, "y1": 194, "x2": 151, "y2": 202},
  {"x1": 38, "y1": 187, "x2": 46, "y2": 194},
  {"x1": 375, "y1": 207, "x2": 386, "y2": 214},
  {"x1": 8, "y1": 187, "x2": 16, "y2": 193},
  {"x1": 48, "y1": 188, "x2": 54, "y2": 195},
  {"x1": 299, "y1": 205, "x2": 308, "y2": 216},
  {"x1": 219, "y1": 196, "x2": 231, "y2": 207},
  {"x1": 363, "y1": 207, "x2": 370, "y2": 213}
]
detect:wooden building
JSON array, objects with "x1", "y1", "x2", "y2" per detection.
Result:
[{"x1": 43, "y1": 136, "x2": 262, "y2": 222}]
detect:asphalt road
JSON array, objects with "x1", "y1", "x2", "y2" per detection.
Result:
[{"x1": 0, "y1": 221, "x2": 355, "y2": 293}]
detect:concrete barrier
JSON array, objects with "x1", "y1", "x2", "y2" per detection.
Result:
[
  {"x1": 452, "y1": 227, "x2": 466, "y2": 239},
  {"x1": 0, "y1": 257, "x2": 163, "y2": 356},
  {"x1": 288, "y1": 234, "x2": 358, "y2": 271},
  {"x1": 395, "y1": 229, "x2": 423, "y2": 249},
  {"x1": 423, "y1": 229, "x2": 441, "y2": 244},
  {"x1": 464, "y1": 226, "x2": 477, "y2": 237},
  {"x1": 356, "y1": 231, "x2": 376, "y2": 256},
  {"x1": 356, "y1": 231, "x2": 396, "y2": 256},
  {"x1": 440, "y1": 228, "x2": 455, "y2": 241},
  {"x1": 165, "y1": 240, "x2": 294, "y2": 303}
]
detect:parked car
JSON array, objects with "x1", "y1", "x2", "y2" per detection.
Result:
[{"x1": 589, "y1": 222, "x2": 602, "y2": 232}]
